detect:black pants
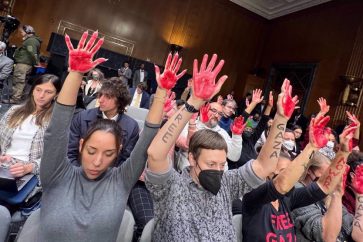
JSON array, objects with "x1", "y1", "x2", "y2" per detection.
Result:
[{"x1": 127, "y1": 180, "x2": 154, "y2": 241}]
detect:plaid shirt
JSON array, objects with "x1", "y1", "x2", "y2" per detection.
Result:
[{"x1": 0, "y1": 106, "x2": 49, "y2": 175}]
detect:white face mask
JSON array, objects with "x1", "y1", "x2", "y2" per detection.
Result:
[
  {"x1": 326, "y1": 141, "x2": 335, "y2": 149},
  {"x1": 283, "y1": 140, "x2": 295, "y2": 151}
]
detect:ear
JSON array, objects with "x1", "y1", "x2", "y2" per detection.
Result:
[
  {"x1": 188, "y1": 153, "x2": 196, "y2": 167},
  {"x1": 79, "y1": 138, "x2": 84, "y2": 153},
  {"x1": 119, "y1": 144, "x2": 123, "y2": 152}
]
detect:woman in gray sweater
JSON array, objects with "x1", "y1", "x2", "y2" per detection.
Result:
[{"x1": 35, "y1": 31, "x2": 185, "y2": 242}]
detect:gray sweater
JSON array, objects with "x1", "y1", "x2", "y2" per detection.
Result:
[
  {"x1": 38, "y1": 103, "x2": 159, "y2": 242},
  {"x1": 291, "y1": 182, "x2": 354, "y2": 242}
]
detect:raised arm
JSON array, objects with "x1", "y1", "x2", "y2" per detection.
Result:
[
  {"x1": 147, "y1": 54, "x2": 227, "y2": 173},
  {"x1": 316, "y1": 97, "x2": 330, "y2": 120},
  {"x1": 244, "y1": 89, "x2": 264, "y2": 116},
  {"x1": 273, "y1": 115, "x2": 330, "y2": 194},
  {"x1": 317, "y1": 121, "x2": 358, "y2": 194},
  {"x1": 352, "y1": 164, "x2": 363, "y2": 241},
  {"x1": 40, "y1": 31, "x2": 107, "y2": 185},
  {"x1": 252, "y1": 79, "x2": 299, "y2": 179},
  {"x1": 347, "y1": 111, "x2": 360, "y2": 141}
]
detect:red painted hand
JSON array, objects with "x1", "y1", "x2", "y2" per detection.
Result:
[
  {"x1": 317, "y1": 97, "x2": 330, "y2": 114},
  {"x1": 199, "y1": 103, "x2": 210, "y2": 123},
  {"x1": 192, "y1": 54, "x2": 228, "y2": 101},
  {"x1": 65, "y1": 31, "x2": 107, "y2": 73},
  {"x1": 230, "y1": 116, "x2": 246, "y2": 135},
  {"x1": 155, "y1": 53, "x2": 186, "y2": 90},
  {"x1": 163, "y1": 91, "x2": 176, "y2": 113},
  {"x1": 339, "y1": 123, "x2": 357, "y2": 152},
  {"x1": 352, "y1": 164, "x2": 363, "y2": 194},
  {"x1": 309, "y1": 115, "x2": 331, "y2": 148},
  {"x1": 279, "y1": 79, "x2": 299, "y2": 118}
]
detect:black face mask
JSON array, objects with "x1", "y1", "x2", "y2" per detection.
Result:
[
  {"x1": 243, "y1": 131, "x2": 253, "y2": 139},
  {"x1": 197, "y1": 164, "x2": 224, "y2": 195}
]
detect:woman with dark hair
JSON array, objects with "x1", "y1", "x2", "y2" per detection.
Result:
[
  {"x1": 82, "y1": 68, "x2": 104, "y2": 107},
  {"x1": 29, "y1": 31, "x2": 185, "y2": 242},
  {"x1": 0, "y1": 74, "x2": 61, "y2": 178}
]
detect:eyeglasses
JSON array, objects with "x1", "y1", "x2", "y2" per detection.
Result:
[{"x1": 210, "y1": 108, "x2": 224, "y2": 117}]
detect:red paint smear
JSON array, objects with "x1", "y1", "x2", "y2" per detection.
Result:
[
  {"x1": 200, "y1": 104, "x2": 210, "y2": 123},
  {"x1": 231, "y1": 116, "x2": 245, "y2": 135},
  {"x1": 160, "y1": 70, "x2": 177, "y2": 90},
  {"x1": 193, "y1": 73, "x2": 216, "y2": 100},
  {"x1": 353, "y1": 165, "x2": 363, "y2": 194},
  {"x1": 282, "y1": 95, "x2": 295, "y2": 118}
]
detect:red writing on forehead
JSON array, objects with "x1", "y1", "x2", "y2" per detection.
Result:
[{"x1": 271, "y1": 213, "x2": 294, "y2": 230}]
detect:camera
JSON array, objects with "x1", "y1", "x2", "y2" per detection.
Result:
[{"x1": 0, "y1": 15, "x2": 20, "y2": 47}]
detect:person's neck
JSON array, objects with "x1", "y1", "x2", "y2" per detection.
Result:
[
  {"x1": 104, "y1": 109, "x2": 118, "y2": 119},
  {"x1": 189, "y1": 167, "x2": 200, "y2": 185}
]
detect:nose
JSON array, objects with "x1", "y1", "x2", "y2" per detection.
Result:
[{"x1": 92, "y1": 154, "x2": 102, "y2": 167}]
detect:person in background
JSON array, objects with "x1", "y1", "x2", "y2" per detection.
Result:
[
  {"x1": 231, "y1": 91, "x2": 273, "y2": 169},
  {"x1": 82, "y1": 68, "x2": 104, "y2": 107},
  {"x1": 218, "y1": 98, "x2": 237, "y2": 133},
  {"x1": 129, "y1": 83, "x2": 150, "y2": 109},
  {"x1": 118, "y1": 61, "x2": 132, "y2": 86},
  {"x1": 6, "y1": 25, "x2": 41, "y2": 104},
  {"x1": 133, "y1": 63, "x2": 148, "y2": 88},
  {"x1": 0, "y1": 41, "x2": 13, "y2": 101},
  {"x1": 68, "y1": 77, "x2": 139, "y2": 167}
]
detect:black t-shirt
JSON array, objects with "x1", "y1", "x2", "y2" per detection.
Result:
[{"x1": 242, "y1": 180, "x2": 326, "y2": 242}]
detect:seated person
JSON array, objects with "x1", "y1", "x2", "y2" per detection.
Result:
[
  {"x1": 292, "y1": 150, "x2": 362, "y2": 241},
  {"x1": 175, "y1": 100, "x2": 242, "y2": 172},
  {"x1": 145, "y1": 58, "x2": 297, "y2": 241},
  {"x1": 231, "y1": 91, "x2": 273, "y2": 169},
  {"x1": 241, "y1": 115, "x2": 357, "y2": 242},
  {"x1": 0, "y1": 74, "x2": 61, "y2": 205},
  {"x1": 32, "y1": 31, "x2": 171, "y2": 242},
  {"x1": 129, "y1": 83, "x2": 150, "y2": 109},
  {"x1": 68, "y1": 77, "x2": 139, "y2": 167},
  {"x1": 82, "y1": 68, "x2": 104, "y2": 107},
  {"x1": 218, "y1": 98, "x2": 237, "y2": 133}
]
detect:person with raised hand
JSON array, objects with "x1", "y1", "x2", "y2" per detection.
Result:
[
  {"x1": 34, "y1": 31, "x2": 176, "y2": 242},
  {"x1": 231, "y1": 90, "x2": 274, "y2": 168},
  {"x1": 242, "y1": 113, "x2": 358, "y2": 242},
  {"x1": 174, "y1": 55, "x2": 242, "y2": 172}
]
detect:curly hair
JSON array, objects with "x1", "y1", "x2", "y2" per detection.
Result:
[{"x1": 98, "y1": 77, "x2": 131, "y2": 113}]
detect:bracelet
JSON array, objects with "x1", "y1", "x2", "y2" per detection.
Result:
[{"x1": 185, "y1": 102, "x2": 199, "y2": 113}]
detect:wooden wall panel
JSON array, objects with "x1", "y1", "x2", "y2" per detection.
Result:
[
  {"x1": 258, "y1": 0, "x2": 363, "y2": 115},
  {"x1": 11, "y1": 0, "x2": 267, "y2": 97}
]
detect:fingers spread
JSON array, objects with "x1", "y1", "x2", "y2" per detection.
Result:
[{"x1": 77, "y1": 31, "x2": 89, "y2": 49}]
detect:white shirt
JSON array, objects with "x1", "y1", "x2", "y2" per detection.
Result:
[
  {"x1": 130, "y1": 91, "x2": 143, "y2": 108},
  {"x1": 102, "y1": 112, "x2": 119, "y2": 121},
  {"x1": 176, "y1": 120, "x2": 242, "y2": 171},
  {"x1": 6, "y1": 115, "x2": 38, "y2": 162},
  {"x1": 140, "y1": 70, "x2": 145, "y2": 83}
]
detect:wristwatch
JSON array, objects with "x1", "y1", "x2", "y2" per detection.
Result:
[{"x1": 185, "y1": 102, "x2": 199, "y2": 113}]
